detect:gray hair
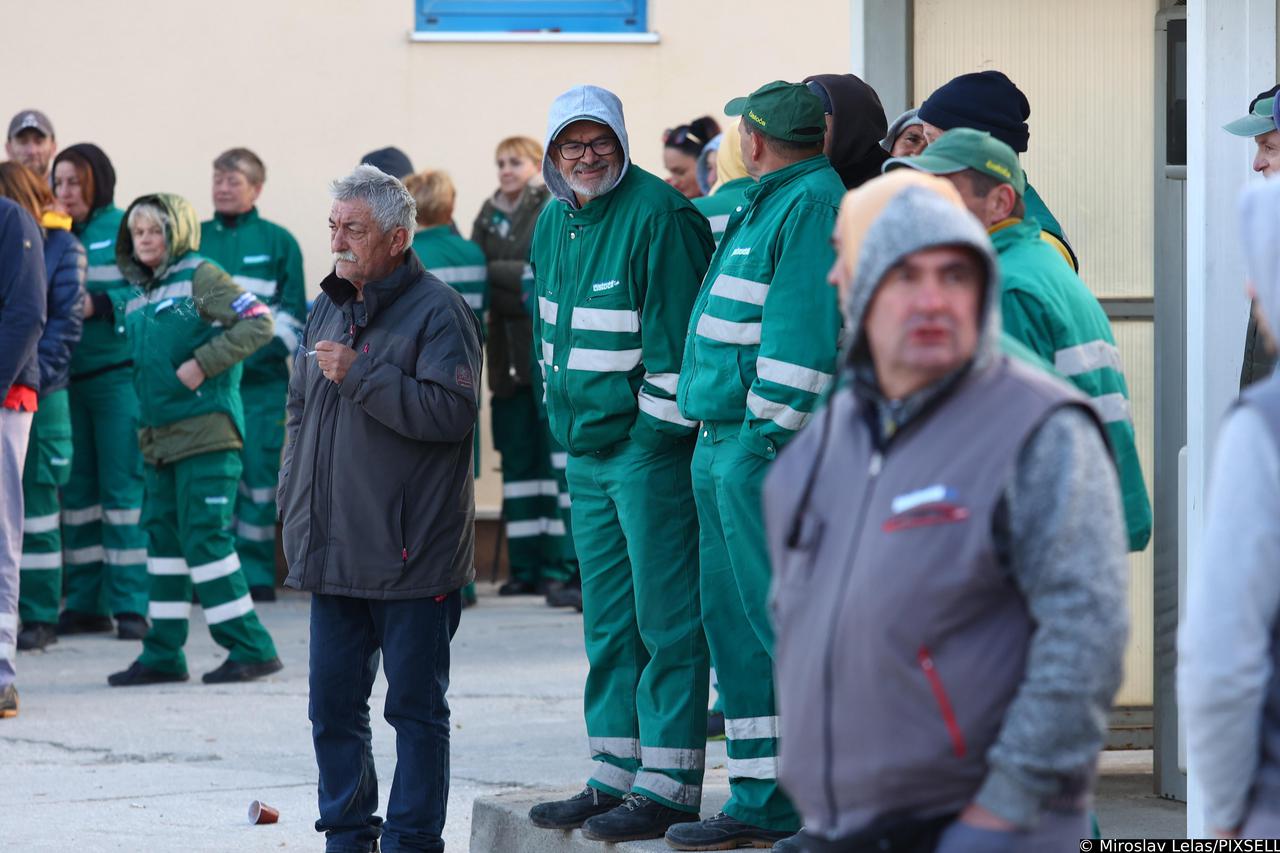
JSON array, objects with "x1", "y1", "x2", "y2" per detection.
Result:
[
  {"x1": 127, "y1": 202, "x2": 169, "y2": 232},
  {"x1": 329, "y1": 164, "x2": 416, "y2": 235}
]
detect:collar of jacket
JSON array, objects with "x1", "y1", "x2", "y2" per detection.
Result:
[
  {"x1": 743, "y1": 154, "x2": 832, "y2": 205},
  {"x1": 215, "y1": 207, "x2": 260, "y2": 229},
  {"x1": 321, "y1": 248, "x2": 423, "y2": 322},
  {"x1": 987, "y1": 215, "x2": 1042, "y2": 251},
  {"x1": 552, "y1": 166, "x2": 634, "y2": 224}
]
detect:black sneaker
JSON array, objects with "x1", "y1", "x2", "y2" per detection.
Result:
[
  {"x1": 115, "y1": 613, "x2": 149, "y2": 641},
  {"x1": 582, "y1": 794, "x2": 699, "y2": 843},
  {"x1": 0, "y1": 684, "x2": 17, "y2": 718},
  {"x1": 202, "y1": 657, "x2": 284, "y2": 684},
  {"x1": 545, "y1": 580, "x2": 582, "y2": 609},
  {"x1": 249, "y1": 585, "x2": 276, "y2": 603},
  {"x1": 57, "y1": 609, "x2": 114, "y2": 635},
  {"x1": 499, "y1": 579, "x2": 538, "y2": 596},
  {"x1": 665, "y1": 812, "x2": 794, "y2": 850},
  {"x1": 17, "y1": 622, "x2": 57, "y2": 651},
  {"x1": 107, "y1": 661, "x2": 189, "y2": 687},
  {"x1": 529, "y1": 786, "x2": 624, "y2": 830},
  {"x1": 707, "y1": 710, "x2": 726, "y2": 740}
]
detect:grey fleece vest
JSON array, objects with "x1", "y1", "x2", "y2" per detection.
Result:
[
  {"x1": 1237, "y1": 373, "x2": 1280, "y2": 810},
  {"x1": 765, "y1": 356, "x2": 1089, "y2": 838}
]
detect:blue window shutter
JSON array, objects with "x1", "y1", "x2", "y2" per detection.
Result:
[{"x1": 416, "y1": 1, "x2": 647, "y2": 33}]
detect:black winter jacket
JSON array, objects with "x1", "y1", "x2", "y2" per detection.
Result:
[
  {"x1": 38, "y1": 226, "x2": 86, "y2": 395},
  {"x1": 280, "y1": 250, "x2": 484, "y2": 599},
  {"x1": 0, "y1": 199, "x2": 47, "y2": 397}
]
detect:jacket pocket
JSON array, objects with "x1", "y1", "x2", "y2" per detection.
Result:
[{"x1": 918, "y1": 645, "x2": 967, "y2": 759}]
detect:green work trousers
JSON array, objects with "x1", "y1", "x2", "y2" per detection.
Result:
[
  {"x1": 234, "y1": 378, "x2": 286, "y2": 589},
  {"x1": 566, "y1": 437, "x2": 708, "y2": 813},
  {"x1": 137, "y1": 449, "x2": 278, "y2": 675},
  {"x1": 62, "y1": 368, "x2": 148, "y2": 617},
  {"x1": 19, "y1": 390, "x2": 73, "y2": 625},
  {"x1": 692, "y1": 423, "x2": 799, "y2": 831},
  {"x1": 493, "y1": 388, "x2": 574, "y2": 584}
]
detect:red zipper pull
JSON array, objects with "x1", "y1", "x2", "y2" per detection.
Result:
[{"x1": 401, "y1": 547, "x2": 408, "y2": 560}]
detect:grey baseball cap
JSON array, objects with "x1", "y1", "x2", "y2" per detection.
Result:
[
  {"x1": 7, "y1": 109, "x2": 54, "y2": 140},
  {"x1": 880, "y1": 107, "x2": 923, "y2": 152},
  {"x1": 1224, "y1": 86, "x2": 1280, "y2": 137}
]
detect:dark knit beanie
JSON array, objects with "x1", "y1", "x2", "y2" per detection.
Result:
[
  {"x1": 360, "y1": 146, "x2": 414, "y2": 179},
  {"x1": 918, "y1": 70, "x2": 1031, "y2": 153}
]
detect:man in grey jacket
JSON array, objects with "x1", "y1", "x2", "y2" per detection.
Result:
[
  {"x1": 762, "y1": 170, "x2": 1128, "y2": 852},
  {"x1": 1179, "y1": 179, "x2": 1280, "y2": 839},
  {"x1": 279, "y1": 165, "x2": 483, "y2": 853}
]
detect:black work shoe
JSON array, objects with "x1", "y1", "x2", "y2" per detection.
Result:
[
  {"x1": 0, "y1": 684, "x2": 17, "y2": 718},
  {"x1": 771, "y1": 830, "x2": 806, "y2": 851},
  {"x1": 545, "y1": 580, "x2": 582, "y2": 609},
  {"x1": 707, "y1": 710, "x2": 726, "y2": 740},
  {"x1": 665, "y1": 812, "x2": 794, "y2": 850},
  {"x1": 529, "y1": 786, "x2": 624, "y2": 829},
  {"x1": 582, "y1": 794, "x2": 699, "y2": 843},
  {"x1": 499, "y1": 579, "x2": 539, "y2": 597},
  {"x1": 108, "y1": 661, "x2": 189, "y2": 687},
  {"x1": 17, "y1": 622, "x2": 57, "y2": 651},
  {"x1": 57, "y1": 609, "x2": 114, "y2": 635},
  {"x1": 249, "y1": 585, "x2": 276, "y2": 603},
  {"x1": 115, "y1": 613, "x2": 149, "y2": 641},
  {"x1": 202, "y1": 657, "x2": 284, "y2": 684}
]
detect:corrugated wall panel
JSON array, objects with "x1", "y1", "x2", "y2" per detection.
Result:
[{"x1": 914, "y1": 0, "x2": 1158, "y2": 299}]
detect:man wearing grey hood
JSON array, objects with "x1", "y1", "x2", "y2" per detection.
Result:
[
  {"x1": 526, "y1": 85, "x2": 716, "y2": 843},
  {"x1": 763, "y1": 170, "x2": 1127, "y2": 852},
  {"x1": 1180, "y1": 179, "x2": 1280, "y2": 839}
]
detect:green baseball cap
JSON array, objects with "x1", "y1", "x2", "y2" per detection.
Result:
[
  {"x1": 724, "y1": 80, "x2": 826, "y2": 143},
  {"x1": 1223, "y1": 85, "x2": 1280, "y2": 137},
  {"x1": 883, "y1": 127, "x2": 1026, "y2": 196}
]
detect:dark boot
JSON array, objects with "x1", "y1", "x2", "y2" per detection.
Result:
[
  {"x1": 202, "y1": 657, "x2": 284, "y2": 684},
  {"x1": 107, "y1": 661, "x2": 189, "y2": 687},
  {"x1": 249, "y1": 585, "x2": 276, "y2": 603},
  {"x1": 665, "y1": 812, "x2": 795, "y2": 850},
  {"x1": 529, "y1": 787, "x2": 624, "y2": 829},
  {"x1": 0, "y1": 684, "x2": 17, "y2": 718},
  {"x1": 771, "y1": 830, "x2": 807, "y2": 851},
  {"x1": 545, "y1": 580, "x2": 582, "y2": 609},
  {"x1": 57, "y1": 610, "x2": 113, "y2": 635},
  {"x1": 115, "y1": 613, "x2": 149, "y2": 641},
  {"x1": 581, "y1": 794, "x2": 698, "y2": 843},
  {"x1": 498, "y1": 579, "x2": 539, "y2": 596},
  {"x1": 17, "y1": 622, "x2": 57, "y2": 651}
]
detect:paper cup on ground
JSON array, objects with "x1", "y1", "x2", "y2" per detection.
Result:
[{"x1": 248, "y1": 800, "x2": 279, "y2": 825}]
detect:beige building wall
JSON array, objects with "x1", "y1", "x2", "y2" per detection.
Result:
[
  {"x1": 914, "y1": 0, "x2": 1160, "y2": 708},
  {"x1": 2, "y1": 0, "x2": 852, "y2": 511}
]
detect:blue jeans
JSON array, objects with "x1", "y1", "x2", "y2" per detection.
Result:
[{"x1": 309, "y1": 592, "x2": 462, "y2": 853}]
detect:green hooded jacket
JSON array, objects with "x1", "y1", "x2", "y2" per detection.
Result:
[
  {"x1": 71, "y1": 204, "x2": 133, "y2": 375},
  {"x1": 117, "y1": 193, "x2": 274, "y2": 466}
]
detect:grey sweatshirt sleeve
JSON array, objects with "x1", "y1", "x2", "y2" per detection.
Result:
[
  {"x1": 1178, "y1": 405, "x2": 1280, "y2": 832},
  {"x1": 975, "y1": 405, "x2": 1129, "y2": 827}
]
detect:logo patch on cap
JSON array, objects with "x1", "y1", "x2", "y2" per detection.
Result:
[
  {"x1": 985, "y1": 160, "x2": 1012, "y2": 180},
  {"x1": 748, "y1": 110, "x2": 768, "y2": 128}
]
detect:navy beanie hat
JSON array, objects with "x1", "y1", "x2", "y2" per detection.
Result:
[
  {"x1": 918, "y1": 70, "x2": 1031, "y2": 153},
  {"x1": 360, "y1": 146, "x2": 415, "y2": 179}
]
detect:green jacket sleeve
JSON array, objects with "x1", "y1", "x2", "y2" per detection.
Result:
[
  {"x1": 740, "y1": 202, "x2": 841, "y2": 457},
  {"x1": 190, "y1": 263, "x2": 274, "y2": 377},
  {"x1": 255, "y1": 229, "x2": 306, "y2": 362},
  {"x1": 629, "y1": 208, "x2": 714, "y2": 450}
]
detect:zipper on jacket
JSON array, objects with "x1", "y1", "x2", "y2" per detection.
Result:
[
  {"x1": 820, "y1": 448, "x2": 882, "y2": 830},
  {"x1": 399, "y1": 487, "x2": 408, "y2": 564},
  {"x1": 918, "y1": 646, "x2": 967, "y2": 759}
]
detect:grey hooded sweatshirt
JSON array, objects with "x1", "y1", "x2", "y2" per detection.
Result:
[
  {"x1": 1180, "y1": 179, "x2": 1280, "y2": 833},
  {"x1": 763, "y1": 173, "x2": 1128, "y2": 839}
]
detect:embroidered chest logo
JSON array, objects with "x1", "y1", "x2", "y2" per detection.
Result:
[
  {"x1": 883, "y1": 484, "x2": 969, "y2": 533},
  {"x1": 592, "y1": 279, "x2": 621, "y2": 293},
  {"x1": 243, "y1": 254, "x2": 271, "y2": 264},
  {"x1": 730, "y1": 247, "x2": 751, "y2": 257}
]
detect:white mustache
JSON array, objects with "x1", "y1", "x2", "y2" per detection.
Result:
[{"x1": 334, "y1": 251, "x2": 357, "y2": 263}]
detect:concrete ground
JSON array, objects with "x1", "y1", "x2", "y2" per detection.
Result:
[{"x1": 3, "y1": 585, "x2": 1185, "y2": 851}]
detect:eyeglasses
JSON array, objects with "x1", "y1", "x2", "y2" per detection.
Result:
[
  {"x1": 553, "y1": 137, "x2": 619, "y2": 160},
  {"x1": 663, "y1": 127, "x2": 704, "y2": 147}
]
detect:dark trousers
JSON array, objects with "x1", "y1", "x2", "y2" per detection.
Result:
[{"x1": 309, "y1": 591, "x2": 462, "y2": 853}]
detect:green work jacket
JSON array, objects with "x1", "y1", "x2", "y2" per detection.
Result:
[
  {"x1": 200, "y1": 207, "x2": 305, "y2": 386},
  {"x1": 677, "y1": 155, "x2": 844, "y2": 460},
  {"x1": 530, "y1": 165, "x2": 713, "y2": 456},
  {"x1": 993, "y1": 216, "x2": 1152, "y2": 551}
]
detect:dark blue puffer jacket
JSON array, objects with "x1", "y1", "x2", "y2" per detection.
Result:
[
  {"x1": 0, "y1": 198, "x2": 46, "y2": 398},
  {"x1": 38, "y1": 225, "x2": 86, "y2": 394}
]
